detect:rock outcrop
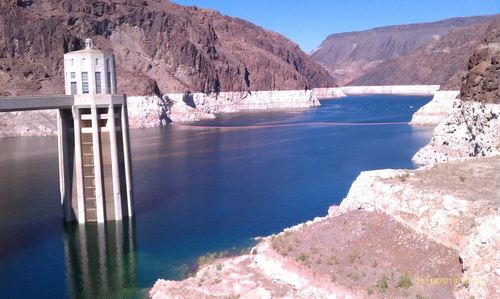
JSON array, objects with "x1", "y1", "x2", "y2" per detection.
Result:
[
  {"x1": 311, "y1": 15, "x2": 496, "y2": 85},
  {"x1": 412, "y1": 100, "x2": 500, "y2": 165},
  {"x1": 459, "y1": 18, "x2": 500, "y2": 104},
  {"x1": 410, "y1": 90, "x2": 460, "y2": 126},
  {"x1": 339, "y1": 158, "x2": 500, "y2": 299},
  {"x1": 412, "y1": 19, "x2": 500, "y2": 165},
  {"x1": 0, "y1": 0, "x2": 334, "y2": 97}
]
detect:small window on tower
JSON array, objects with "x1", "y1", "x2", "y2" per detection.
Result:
[
  {"x1": 95, "y1": 72, "x2": 102, "y2": 94},
  {"x1": 70, "y1": 72, "x2": 75, "y2": 79},
  {"x1": 107, "y1": 72, "x2": 111, "y2": 93},
  {"x1": 82, "y1": 72, "x2": 89, "y2": 94},
  {"x1": 95, "y1": 58, "x2": 99, "y2": 66}
]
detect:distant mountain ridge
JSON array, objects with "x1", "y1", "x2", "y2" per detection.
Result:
[
  {"x1": 311, "y1": 15, "x2": 498, "y2": 86},
  {"x1": 350, "y1": 22, "x2": 492, "y2": 89},
  {"x1": 0, "y1": 0, "x2": 335, "y2": 96}
]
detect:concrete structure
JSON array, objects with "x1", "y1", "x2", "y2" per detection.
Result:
[
  {"x1": 0, "y1": 39, "x2": 133, "y2": 223},
  {"x1": 64, "y1": 38, "x2": 117, "y2": 95}
]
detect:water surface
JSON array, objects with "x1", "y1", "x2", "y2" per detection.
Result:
[{"x1": 0, "y1": 95, "x2": 433, "y2": 298}]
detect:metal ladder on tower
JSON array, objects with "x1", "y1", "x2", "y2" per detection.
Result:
[{"x1": 81, "y1": 120, "x2": 98, "y2": 222}]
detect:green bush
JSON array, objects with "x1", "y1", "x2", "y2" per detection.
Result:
[
  {"x1": 397, "y1": 274, "x2": 412, "y2": 288},
  {"x1": 377, "y1": 273, "x2": 389, "y2": 293}
]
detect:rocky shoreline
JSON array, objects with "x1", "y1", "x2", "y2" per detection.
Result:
[
  {"x1": 150, "y1": 157, "x2": 499, "y2": 299},
  {"x1": 0, "y1": 89, "x2": 324, "y2": 137},
  {"x1": 1, "y1": 85, "x2": 441, "y2": 137}
]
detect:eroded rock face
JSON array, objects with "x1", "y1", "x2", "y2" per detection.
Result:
[
  {"x1": 0, "y1": 110, "x2": 57, "y2": 137},
  {"x1": 412, "y1": 19, "x2": 500, "y2": 165},
  {"x1": 459, "y1": 18, "x2": 500, "y2": 104},
  {"x1": 410, "y1": 91, "x2": 460, "y2": 126},
  {"x1": 0, "y1": 0, "x2": 334, "y2": 97},
  {"x1": 166, "y1": 89, "x2": 320, "y2": 115},
  {"x1": 413, "y1": 100, "x2": 500, "y2": 165}
]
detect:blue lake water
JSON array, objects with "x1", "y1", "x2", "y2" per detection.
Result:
[{"x1": 0, "y1": 95, "x2": 433, "y2": 298}]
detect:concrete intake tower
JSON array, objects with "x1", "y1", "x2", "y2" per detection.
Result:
[
  {"x1": 59, "y1": 38, "x2": 133, "y2": 223},
  {"x1": 0, "y1": 38, "x2": 134, "y2": 224}
]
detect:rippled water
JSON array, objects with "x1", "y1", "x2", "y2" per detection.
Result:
[{"x1": 0, "y1": 95, "x2": 433, "y2": 298}]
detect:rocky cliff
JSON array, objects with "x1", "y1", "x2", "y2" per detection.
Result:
[
  {"x1": 311, "y1": 15, "x2": 496, "y2": 86},
  {"x1": 413, "y1": 19, "x2": 500, "y2": 165},
  {"x1": 459, "y1": 18, "x2": 500, "y2": 104},
  {"x1": 0, "y1": 0, "x2": 334, "y2": 97}
]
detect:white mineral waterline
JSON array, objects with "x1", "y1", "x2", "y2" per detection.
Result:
[{"x1": 340, "y1": 85, "x2": 440, "y2": 95}]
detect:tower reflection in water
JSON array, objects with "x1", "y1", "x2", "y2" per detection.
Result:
[{"x1": 63, "y1": 219, "x2": 137, "y2": 298}]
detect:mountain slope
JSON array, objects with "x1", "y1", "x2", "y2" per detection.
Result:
[
  {"x1": 311, "y1": 15, "x2": 497, "y2": 85},
  {"x1": 0, "y1": 0, "x2": 335, "y2": 96},
  {"x1": 350, "y1": 22, "x2": 491, "y2": 89}
]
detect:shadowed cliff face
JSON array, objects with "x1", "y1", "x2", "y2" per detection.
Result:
[
  {"x1": 460, "y1": 18, "x2": 500, "y2": 104},
  {"x1": 0, "y1": 0, "x2": 335, "y2": 96},
  {"x1": 311, "y1": 15, "x2": 496, "y2": 86}
]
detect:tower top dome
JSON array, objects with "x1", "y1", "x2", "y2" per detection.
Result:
[{"x1": 85, "y1": 38, "x2": 93, "y2": 49}]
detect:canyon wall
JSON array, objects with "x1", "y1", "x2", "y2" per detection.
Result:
[
  {"x1": 311, "y1": 15, "x2": 496, "y2": 85},
  {"x1": 350, "y1": 22, "x2": 492, "y2": 89},
  {"x1": 0, "y1": 0, "x2": 334, "y2": 97}
]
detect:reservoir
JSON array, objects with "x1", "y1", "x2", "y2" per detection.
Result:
[{"x1": 0, "y1": 95, "x2": 433, "y2": 298}]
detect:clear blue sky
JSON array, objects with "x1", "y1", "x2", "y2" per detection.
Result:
[{"x1": 173, "y1": 0, "x2": 499, "y2": 52}]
